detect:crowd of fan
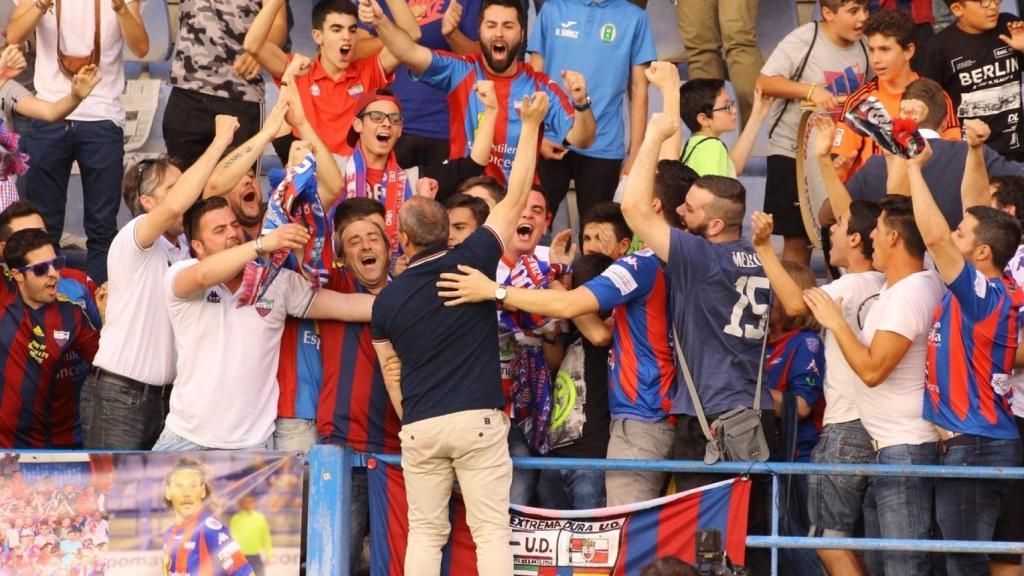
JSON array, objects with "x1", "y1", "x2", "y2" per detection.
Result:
[{"x1": 1, "y1": 0, "x2": 1024, "y2": 575}]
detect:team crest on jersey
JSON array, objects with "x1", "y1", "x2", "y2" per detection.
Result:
[
  {"x1": 52, "y1": 330, "x2": 69, "y2": 346},
  {"x1": 310, "y1": 84, "x2": 321, "y2": 97},
  {"x1": 600, "y1": 23, "x2": 617, "y2": 43},
  {"x1": 184, "y1": 541, "x2": 195, "y2": 550},
  {"x1": 206, "y1": 291, "x2": 221, "y2": 304},
  {"x1": 255, "y1": 299, "x2": 275, "y2": 318},
  {"x1": 993, "y1": 373, "x2": 1011, "y2": 397},
  {"x1": 804, "y1": 336, "x2": 819, "y2": 354},
  {"x1": 205, "y1": 517, "x2": 223, "y2": 531}
]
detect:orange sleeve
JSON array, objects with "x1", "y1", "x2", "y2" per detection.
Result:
[{"x1": 940, "y1": 91, "x2": 962, "y2": 140}]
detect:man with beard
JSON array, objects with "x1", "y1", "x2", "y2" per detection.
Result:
[
  {"x1": 361, "y1": 0, "x2": 596, "y2": 185},
  {"x1": 152, "y1": 197, "x2": 375, "y2": 451},
  {"x1": 317, "y1": 199, "x2": 400, "y2": 573},
  {"x1": 244, "y1": 0, "x2": 421, "y2": 158},
  {"x1": 0, "y1": 229, "x2": 99, "y2": 448}
]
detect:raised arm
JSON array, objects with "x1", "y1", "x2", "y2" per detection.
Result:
[
  {"x1": 111, "y1": 0, "x2": 149, "y2": 58},
  {"x1": 204, "y1": 98, "x2": 290, "y2": 198},
  {"x1": 469, "y1": 80, "x2": 498, "y2": 166},
  {"x1": 621, "y1": 112, "x2": 677, "y2": 261},
  {"x1": 623, "y1": 63, "x2": 649, "y2": 175},
  {"x1": 173, "y1": 223, "x2": 309, "y2": 299},
  {"x1": 137, "y1": 116, "x2": 240, "y2": 249},
  {"x1": 644, "y1": 62, "x2": 681, "y2": 161},
  {"x1": 15, "y1": 63, "x2": 100, "y2": 122},
  {"x1": 484, "y1": 92, "x2": 548, "y2": 243},
  {"x1": 6, "y1": 0, "x2": 46, "y2": 46},
  {"x1": 962, "y1": 119, "x2": 992, "y2": 210},
  {"x1": 730, "y1": 85, "x2": 771, "y2": 175},
  {"x1": 441, "y1": 1, "x2": 480, "y2": 55},
  {"x1": 360, "y1": 0, "x2": 432, "y2": 75},
  {"x1": 907, "y1": 142, "x2": 963, "y2": 284},
  {"x1": 243, "y1": 0, "x2": 290, "y2": 79},
  {"x1": 750, "y1": 211, "x2": 810, "y2": 316},
  {"x1": 562, "y1": 70, "x2": 595, "y2": 150},
  {"x1": 812, "y1": 115, "x2": 853, "y2": 221}
]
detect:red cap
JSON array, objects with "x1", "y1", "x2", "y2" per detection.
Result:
[{"x1": 346, "y1": 90, "x2": 403, "y2": 149}]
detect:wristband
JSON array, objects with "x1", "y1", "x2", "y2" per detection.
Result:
[
  {"x1": 573, "y1": 95, "x2": 592, "y2": 112},
  {"x1": 34, "y1": 0, "x2": 51, "y2": 13},
  {"x1": 805, "y1": 83, "x2": 817, "y2": 103}
]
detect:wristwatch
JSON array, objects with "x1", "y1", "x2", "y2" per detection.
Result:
[
  {"x1": 573, "y1": 95, "x2": 592, "y2": 112},
  {"x1": 253, "y1": 236, "x2": 266, "y2": 257},
  {"x1": 494, "y1": 285, "x2": 508, "y2": 303}
]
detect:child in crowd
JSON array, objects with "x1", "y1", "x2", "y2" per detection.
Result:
[{"x1": 678, "y1": 78, "x2": 771, "y2": 178}]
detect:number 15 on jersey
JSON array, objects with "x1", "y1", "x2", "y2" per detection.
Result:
[{"x1": 723, "y1": 276, "x2": 770, "y2": 339}]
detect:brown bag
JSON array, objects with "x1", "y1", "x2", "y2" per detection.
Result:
[{"x1": 55, "y1": 0, "x2": 100, "y2": 78}]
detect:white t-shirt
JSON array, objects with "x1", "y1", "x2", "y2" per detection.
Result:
[
  {"x1": 1005, "y1": 244, "x2": 1024, "y2": 418},
  {"x1": 820, "y1": 270, "x2": 885, "y2": 425},
  {"x1": 32, "y1": 0, "x2": 134, "y2": 124},
  {"x1": 94, "y1": 216, "x2": 188, "y2": 385},
  {"x1": 163, "y1": 262, "x2": 316, "y2": 449},
  {"x1": 856, "y1": 270, "x2": 945, "y2": 446}
]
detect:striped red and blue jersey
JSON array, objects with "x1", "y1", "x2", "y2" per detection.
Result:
[
  {"x1": 0, "y1": 290, "x2": 99, "y2": 448},
  {"x1": 54, "y1": 269, "x2": 101, "y2": 447},
  {"x1": 276, "y1": 317, "x2": 323, "y2": 420},
  {"x1": 765, "y1": 329, "x2": 825, "y2": 462},
  {"x1": 415, "y1": 51, "x2": 575, "y2": 184},
  {"x1": 924, "y1": 264, "x2": 1024, "y2": 439},
  {"x1": 317, "y1": 267, "x2": 401, "y2": 453},
  {"x1": 582, "y1": 249, "x2": 676, "y2": 421},
  {"x1": 162, "y1": 510, "x2": 252, "y2": 576}
]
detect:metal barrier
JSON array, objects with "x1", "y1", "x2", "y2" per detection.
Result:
[{"x1": 305, "y1": 445, "x2": 1024, "y2": 576}]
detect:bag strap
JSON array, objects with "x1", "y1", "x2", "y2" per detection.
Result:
[
  {"x1": 670, "y1": 292, "x2": 773, "y2": 442},
  {"x1": 768, "y1": 21, "x2": 818, "y2": 140},
  {"x1": 56, "y1": 0, "x2": 101, "y2": 64},
  {"x1": 680, "y1": 135, "x2": 723, "y2": 167}
]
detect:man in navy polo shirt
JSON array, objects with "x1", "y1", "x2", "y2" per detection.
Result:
[
  {"x1": 370, "y1": 91, "x2": 548, "y2": 576},
  {"x1": 528, "y1": 0, "x2": 656, "y2": 220}
]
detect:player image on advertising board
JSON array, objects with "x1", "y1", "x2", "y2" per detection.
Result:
[{"x1": 161, "y1": 458, "x2": 253, "y2": 576}]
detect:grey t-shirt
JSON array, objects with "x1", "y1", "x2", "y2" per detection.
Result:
[
  {"x1": 761, "y1": 22, "x2": 870, "y2": 158},
  {"x1": 0, "y1": 80, "x2": 29, "y2": 132}
]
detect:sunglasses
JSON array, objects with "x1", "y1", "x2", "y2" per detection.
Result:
[
  {"x1": 360, "y1": 111, "x2": 404, "y2": 124},
  {"x1": 17, "y1": 255, "x2": 65, "y2": 277}
]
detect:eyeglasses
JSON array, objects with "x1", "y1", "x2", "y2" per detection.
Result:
[
  {"x1": 360, "y1": 111, "x2": 404, "y2": 124},
  {"x1": 17, "y1": 255, "x2": 65, "y2": 277},
  {"x1": 710, "y1": 101, "x2": 737, "y2": 114},
  {"x1": 967, "y1": 0, "x2": 1001, "y2": 7}
]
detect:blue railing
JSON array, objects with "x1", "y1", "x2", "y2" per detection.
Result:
[{"x1": 305, "y1": 445, "x2": 1024, "y2": 576}]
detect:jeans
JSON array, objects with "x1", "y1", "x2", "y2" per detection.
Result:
[
  {"x1": 25, "y1": 119, "x2": 124, "y2": 284},
  {"x1": 807, "y1": 420, "x2": 873, "y2": 537},
  {"x1": 508, "y1": 425, "x2": 537, "y2": 506},
  {"x1": 151, "y1": 427, "x2": 274, "y2": 451},
  {"x1": 273, "y1": 418, "x2": 317, "y2": 452},
  {"x1": 863, "y1": 442, "x2": 939, "y2": 576},
  {"x1": 537, "y1": 468, "x2": 606, "y2": 510},
  {"x1": 935, "y1": 435, "x2": 1022, "y2": 576},
  {"x1": 80, "y1": 369, "x2": 171, "y2": 450}
]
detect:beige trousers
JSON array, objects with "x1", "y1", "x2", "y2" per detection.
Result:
[
  {"x1": 676, "y1": 0, "x2": 764, "y2": 124},
  {"x1": 605, "y1": 417, "x2": 675, "y2": 506},
  {"x1": 400, "y1": 408, "x2": 513, "y2": 576}
]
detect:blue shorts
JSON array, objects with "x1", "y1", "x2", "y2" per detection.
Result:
[{"x1": 806, "y1": 420, "x2": 874, "y2": 536}]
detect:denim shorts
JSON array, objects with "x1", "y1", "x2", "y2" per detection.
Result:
[{"x1": 806, "y1": 420, "x2": 874, "y2": 536}]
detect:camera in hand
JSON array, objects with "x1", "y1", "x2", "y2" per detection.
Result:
[{"x1": 695, "y1": 529, "x2": 750, "y2": 576}]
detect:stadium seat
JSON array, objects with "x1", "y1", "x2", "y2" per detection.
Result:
[{"x1": 290, "y1": 0, "x2": 319, "y2": 58}]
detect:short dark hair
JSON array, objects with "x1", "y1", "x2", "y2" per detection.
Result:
[
  {"x1": 679, "y1": 79, "x2": 726, "y2": 133},
  {"x1": 479, "y1": 0, "x2": 526, "y2": 31},
  {"x1": 399, "y1": 197, "x2": 449, "y2": 249},
  {"x1": 965, "y1": 205, "x2": 1022, "y2": 270},
  {"x1": 572, "y1": 253, "x2": 613, "y2": 288},
  {"x1": 820, "y1": 0, "x2": 869, "y2": 13},
  {"x1": 313, "y1": 0, "x2": 357, "y2": 30},
  {"x1": 848, "y1": 200, "x2": 882, "y2": 259},
  {"x1": 456, "y1": 175, "x2": 506, "y2": 204},
  {"x1": 879, "y1": 194, "x2": 926, "y2": 260},
  {"x1": 902, "y1": 78, "x2": 947, "y2": 130},
  {"x1": 333, "y1": 197, "x2": 386, "y2": 236},
  {"x1": 694, "y1": 175, "x2": 746, "y2": 228},
  {"x1": 655, "y1": 161, "x2": 697, "y2": 228},
  {"x1": 122, "y1": 156, "x2": 177, "y2": 217},
  {"x1": 640, "y1": 557, "x2": 699, "y2": 576},
  {"x1": 444, "y1": 193, "x2": 490, "y2": 227},
  {"x1": 582, "y1": 202, "x2": 632, "y2": 243},
  {"x1": 0, "y1": 200, "x2": 43, "y2": 244},
  {"x1": 3, "y1": 229, "x2": 53, "y2": 270},
  {"x1": 864, "y1": 9, "x2": 916, "y2": 50},
  {"x1": 991, "y1": 175, "x2": 1024, "y2": 231},
  {"x1": 183, "y1": 196, "x2": 231, "y2": 247}
]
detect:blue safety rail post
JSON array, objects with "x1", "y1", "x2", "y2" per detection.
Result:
[{"x1": 305, "y1": 447, "x2": 1024, "y2": 576}]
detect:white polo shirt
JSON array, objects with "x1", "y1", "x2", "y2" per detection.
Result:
[
  {"x1": 819, "y1": 270, "x2": 885, "y2": 425},
  {"x1": 94, "y1": 216, "x2": 188, "y2": 385},
  {"x1": 32, "y1": 0, "x2": 134, "y2": 125},
  {"x1": 856, "y1": 270, "x2": 945, "y2": 447},
  {"x1": 163, "y1": 262, "x2": 316, "y2": 449}
]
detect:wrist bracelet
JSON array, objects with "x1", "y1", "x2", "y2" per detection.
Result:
[
  {"x1": 254, "y1": 236, "x2": 265, "y2": 257},
  {"x1": 805, "y1": 83, "x2": 817, "y2": 102},
  {"x1": 34, "y1": 0, "x2": 51, "y2": 13}
]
